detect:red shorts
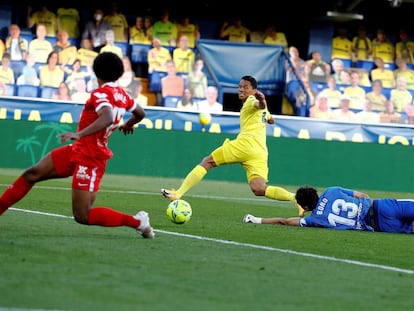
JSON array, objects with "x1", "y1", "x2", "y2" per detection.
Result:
[{"x1": 51, "y1": 145, "x2": 104, "y2": 192}]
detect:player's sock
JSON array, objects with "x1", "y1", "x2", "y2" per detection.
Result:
[
  {"x1": 87, "y1": 207, "x2": 138, "y2": 228},
  {"x1": 265, "y1": 186, "x2": 295, "y2": 201},
  {"x1": 0, "y1": 176, "x2": 34, "y2": 215},
  {"x1": 175, "y1": 165, "x2": 207, "y2": 198}
]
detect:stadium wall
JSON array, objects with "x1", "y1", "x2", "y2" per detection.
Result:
[{"x1": 0, "y1": 119, "x2": 413, "y2": 193}]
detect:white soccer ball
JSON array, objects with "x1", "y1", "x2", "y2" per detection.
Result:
[{"x1": 166, "y1": 199, "x2": 192, "y2": 224}]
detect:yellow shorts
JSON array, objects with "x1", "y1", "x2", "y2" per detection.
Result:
[{"x1": 211, "y1": 137, "x2": 269, "y2": 183}]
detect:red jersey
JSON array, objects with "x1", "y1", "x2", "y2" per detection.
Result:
[{"x1": 71, "y1": 82, "x2": 137, "y2": 168}]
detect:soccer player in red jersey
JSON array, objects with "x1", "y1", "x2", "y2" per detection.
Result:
[{"x1": 0, "y1": 52, "x2": 154, "y2": 238}]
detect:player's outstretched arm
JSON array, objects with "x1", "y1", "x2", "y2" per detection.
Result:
[
  {"x1": 58, "y1": 107, "x2": 113, "y2": 143},
  {"x1": 262, "y1": 217, "x2": 301, "y2": 226}
]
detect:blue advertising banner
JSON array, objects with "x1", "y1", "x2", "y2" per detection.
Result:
[{"x1": 0, "y1": 96, "x2": 414, "y2": 145}]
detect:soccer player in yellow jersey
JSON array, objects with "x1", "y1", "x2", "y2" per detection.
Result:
[{"x1": 162, "y1": 75, "x2": 304, "y2": 216}]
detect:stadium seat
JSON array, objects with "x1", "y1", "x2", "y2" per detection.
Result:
[
  {"x1": 39, "y1": 86, "x2": 58, "y2": 99},
  {"x1": 355, "y1": 60, "x2": 375, "y2": 71},
  {"x1": 10, "y1": 60, "x2": 26, "y2": 78},
  {"x1": 130, "y1": 43, "x2": 151, "y2": 63},
  {"x1": 4, "y1": 83, "x2": 15, "y2": 96},
  {"x1": 384, "y1": 62, "x2": 396, "y2": 70},
  {"x1": 115, "y1": 42, "x2": 130, "y2": 57},
  {"x1": 16, "y1": 85, "x2": 39, "y2": 98},
  {"x1": 163, "y1": 96, "x2": 181, "y2": 108},
  {"x1": 149, "y1": 71, "x2": 167, "y2": 92}
]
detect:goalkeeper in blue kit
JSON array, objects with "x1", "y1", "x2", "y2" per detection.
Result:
[{"x1": 244, "y1": 186, "x2": 414, "y2": 234}]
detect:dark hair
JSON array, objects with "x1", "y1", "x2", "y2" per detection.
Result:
[
  {"x1": 241, "y1": 75, "x2": 257, "y2": 89},
  {"x1": 295, "y1": 186, "x2": 319, "y2": 211},
  {"x1": 93, "y1": 52, "x2": 124, "y2": 82}
]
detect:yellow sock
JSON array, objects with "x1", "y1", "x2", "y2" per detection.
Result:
[
  {"x1": 265, "y1": 186, "x2": 295, "y2": 202},
  {"x1": 175, "y1": 165, "x2": 207, "y2": 198}
]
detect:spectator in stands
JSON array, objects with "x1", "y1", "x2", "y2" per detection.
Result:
[
  {"x1": 355, "y1": 97, "x2": 379, "y2": 123},
  {"x1": 393, "y1": 57, "x2": 414, "y2": 91},
  {"x1": 39, "y1": 51, "x2": 65, "y2": 88},
  {"x1": 0, "y1": 53, "x2": 15, "y2": 85},
  {"x1": 379, "y1": 99, "x2": 402, "y2": 124},
  {"x1": 331, "y1": 94, "x2": 356, "y2": 121},
  {"x1": 404, "y1": 100, "x2": 414, "y2": 124},
  {"x1": 53, "y1": 30, "x2": 77, "y2": 65},
  {"x1": 338, "y1": 68, "x2": 351, "y2": 86},
  {"x1": 187, "y1": 58, "x2": 208, "y2": 99},
  {"x1": 52, "y1": 81, "x2": 72, "y2": 101},
  {"x1": 129, "y1": 16, "x2": 151, "y2": 44},
  {"x1": 147, "y1": 37, "x2": 172, "y2": 74},
  {"x1": 366, "y1": 79, "x2": 387, "y2": 111},
  {"x1": 318, "y1": 76, "x2": 342, "y2": 108},
  {"x1": 390, "y1": 76, "x2": 412, "y2": 113},
  {"x1": 263, "y1": 24, "x2": 288, "y2": 49},
  {"x1": 176, "y1": 88, "x2": 197, "y2": 110},
  {"x1": 293, "y1": 78, "x2": 315, "y2": 115},
  {"x1": 104, "y1": 2, "x2": 129, "y2": 43},
  {"x1": 70, "y1": 78, "x2": 90, "y2": 102},
  {"x1": 144, "y1": 16, "x2": 153, "y2": 41},
  {"x1": 0, "y1": 82, "x2": 7, "y2": 96},
  {"x1": 285, "y1": 46, "x2": 305, "y2": 83},
  {"x1": 331, "y1": 58, "x2": 345, "y2": 85},
  {"x1": 100, "y1": 30, "x2": 123, "y2": 59},
  {"x1": 151, "y1": 7, "x2": 178, "y2": 46},
  {"x1": 0, "y1": 38, "x2": 5, "y2": 60},
  {"x1": 197, "y1": 86, "x2": 223, "y2": 112},
  {"x1": 28, "y1": 24, "x2": 53, "y2": 64},
  {"x1": 86, "y1": 73, "x2": 98, "y2": 92},
  {"x1": 176, "y1": 16, "x2": 200, "y2": 49},
  {"x1": 118, "y1": 55, "x2": 135, "y2": 95},
  {"x1": 5, "y1": 24, "x2": 28, "y2": 61},
  {"x1": 161, "y1": 59, "x2": 185, "y2": 98},
  {"x1": 130, "y1": 79, "x2": 148, "y2": 106},
  {"x1": 173, "y1": 35, "x2": 195, "y2": 75},
  {"x1": 220, "y1": 16, "x2": 251, "y2": 43},
  {"x1": 16, "y1": 53, "x2": 40, "y2": 86},
  {"x1": 331, "y1": 26, "x2": 353, "y2": 62},
  {"x1": 64, "y1": 59, "x2": 92, "y2": 93},
  {"x1": 395, "y1": 28, "x2": 414, "y2": 65},
  {"x1": 56, "y1": 6, "x2": 80, "y2": 40},
  {"x1": 309, "y1": 93, "x2": 333, "y2": 119},
  {"x1": 343, "y1": 70, "x2": 366, "y2": 110},
  {"x1": 81, "y1": 8, "x2": 113, "y2": 52},
  {"x1": 372, "y1": 28, "x2": 395, "y2": 64},
  {"x1": 371, "y1": 57, "x2": 396, "y2": 89},
  {"x1": 305, "y1": 50, "x2": 331, "y2": 84},
  {"x1": 351, "y1": 24, "x2": 372, "y2": 64},
  {"x1": 27, "y1": 4, "x2": 57, "y2": 37}
]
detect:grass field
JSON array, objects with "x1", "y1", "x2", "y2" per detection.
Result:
[{"x1": 0, "y1": 168, "x2": 413, "y2": 311}]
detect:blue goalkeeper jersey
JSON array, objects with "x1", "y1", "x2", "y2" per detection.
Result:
[{"x1": 299, "y1": 187, "x2": 373, "y2": 231}]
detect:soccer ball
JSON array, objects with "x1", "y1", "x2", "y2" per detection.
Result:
[
  {"x1": 199, "y1": 112, "x2": 212, "y2": 126},
  {"x1": 166, "y1": 199, "x2": 192, "y2": 224}
]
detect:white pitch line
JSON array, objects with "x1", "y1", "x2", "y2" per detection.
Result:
[{"x1": 8, "y1": 207, "x2": 414, "y2": 275}]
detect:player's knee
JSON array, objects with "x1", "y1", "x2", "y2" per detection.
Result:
[
  {"x1": 250, "y1": 185, "x2": 266, "y2": 196},
  {"x1": 73, "y1": 210, "x2": 89, "y2": 224}
]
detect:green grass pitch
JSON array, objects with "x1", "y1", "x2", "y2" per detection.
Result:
[{"x1": 0, "y1": 168, "x2": 413, "y2": 311}]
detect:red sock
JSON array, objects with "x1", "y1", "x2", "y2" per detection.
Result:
[
  {"x1": 0, "y1": 176, "x2": 33, "y2": 215},
  {"x1": 87, "y1": 207, "x2": 139, "y2": 228}
]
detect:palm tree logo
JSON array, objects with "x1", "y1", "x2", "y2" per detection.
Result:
[{"x1": 16, "y1": 122, "x2": 73, "y2": 165}]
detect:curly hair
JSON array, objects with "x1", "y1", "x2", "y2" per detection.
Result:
[
  {"x1": 295, "y1": 186, "x2": 319, "y2": 211},
  {"x1": 93, "y1": 52, "x2": 124, "y2": 82}
]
